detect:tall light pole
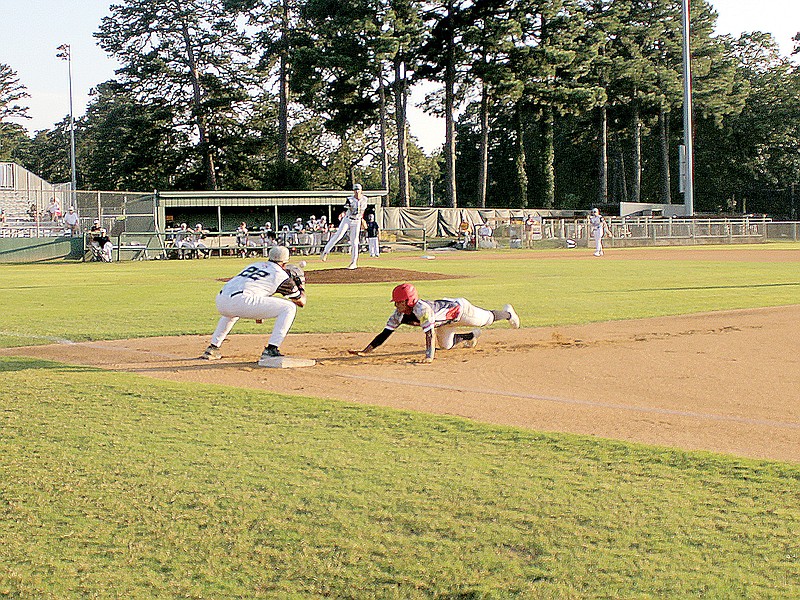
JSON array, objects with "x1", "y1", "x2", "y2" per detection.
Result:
[
  {"x1": 56, "y1": 44, "x2": 77, "y2": 202},
  {"x1": 681, "y1": 0, "x2": 694, "y2": 216}
]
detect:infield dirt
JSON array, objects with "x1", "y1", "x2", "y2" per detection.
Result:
[{"x1": 6, "y1": 304, "x2": 799, "y2": 463}]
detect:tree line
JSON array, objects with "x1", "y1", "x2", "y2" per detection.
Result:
[{"x1": 0, "y1": 0, "x2": 798, "y2": 215}]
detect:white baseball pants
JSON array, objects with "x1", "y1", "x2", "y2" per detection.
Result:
[
  {"x1": 593, "y1": 228, "x2": 603, "y2": 254},
  {"x1": 212, "y1": 292, "x2": 297, "y2": 348},
  {"x1": 368, "y1": 237, "x2": 379, "y2": 257},
  {"x1": 436, "y1": 298, "x2": 494, "y2": 349},
  {"x1": 322, "y1": 217, "x2": 361, "y2": 265}
]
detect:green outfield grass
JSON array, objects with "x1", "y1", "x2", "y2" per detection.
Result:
[
  {"x1": 1, "y1": 243, "x2": 799, "y2": 348},
  {"x1": 2, "y1": 356, "x2": 798, "y2": 599},
  {"x1": 1, "y1": 244, "x2": 800, "y2": 598}
]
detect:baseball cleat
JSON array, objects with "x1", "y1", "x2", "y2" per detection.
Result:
[
  {"x1": 464, "y1": 328, "x2": 482, "y2": 348},
  {"x1": 261, "y1": 345, "x2": 283, "y2": 359},
  {"x1": 347, "y1": 263, "x2": 358, "y2": 270},
  {"x1": 320, "y1": 252, "x2": 328, "y2": 262},
  {"x1": 504, "y1": 304, "x2": 520, "y2": 329},
  {"x1": 201, "y1": 345, "x2": 222, "y2": 360}
]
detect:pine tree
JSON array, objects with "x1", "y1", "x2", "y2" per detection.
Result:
[{"x1": 96, "y1": 0, "x2": 252, "y2": 190}]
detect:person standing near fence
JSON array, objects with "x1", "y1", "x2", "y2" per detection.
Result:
[
  {"x1": 236, "y1": 222, "x2": 249, "y2": 257},
  {"x1": 366, "y1": 213, "x2": 380, "y2": 258},
  {"x1": 320, "y1": 183, "x2": 368, "y2": 269},
  {"x1": 589, "y1": 208, "x2": 611, "y2": 257}
]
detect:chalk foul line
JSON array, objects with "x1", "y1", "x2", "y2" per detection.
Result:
[{"x1": 339, "y1": 373, "x2": 800, "y2": 431}]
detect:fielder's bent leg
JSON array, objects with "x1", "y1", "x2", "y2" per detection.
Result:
[
  {"x1": 210, "y1": 315, "x2": 239, "y2": 348},
  {"x1": 436, "y1": 325, "x2": 458, "y2": 350},
  {"x1": 267, "y1": 299, "x2": 297, "y2": 348}
]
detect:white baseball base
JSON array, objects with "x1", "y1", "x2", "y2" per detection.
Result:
[{"x1": 257, "y1": 356, "x2": 316, "y2": 368}]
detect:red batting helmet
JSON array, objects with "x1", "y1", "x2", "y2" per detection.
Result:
[{"x1": 391, "y1": 283, "x2": 419, "y2": 306}]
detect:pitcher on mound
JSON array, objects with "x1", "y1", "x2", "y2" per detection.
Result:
[{"x1": 320, "y1": 183, "x2": 368, "y2": 269}]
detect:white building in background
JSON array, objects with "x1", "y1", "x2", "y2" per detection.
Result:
[{"x1": 0, "y1": 162, "x2": 71, "y2": 217}]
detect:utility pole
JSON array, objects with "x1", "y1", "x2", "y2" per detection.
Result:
[
  {"x1": 57, "y1": 44, "x2": 77, "y2": 205},
  {"x1": 681, "y1": 0, "x2": 694, "y2": 216}
]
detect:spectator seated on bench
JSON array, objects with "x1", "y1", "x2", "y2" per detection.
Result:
[
  {"x1": 191, "y1": 223, "x2": 211, "y2": 258},
  {"x1": 89, "y1": 228, "x2": 113, "y2": 262},
  {"x1": 477, "y1": 222, "x2": 497, "y2": 249}
]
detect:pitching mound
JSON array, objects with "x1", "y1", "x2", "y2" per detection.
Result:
[
  {"x1": 305, "y1": 266, "x2": 465, "y2": 284},
  {"x1": 217, "y1": 266, "x2": 464, "y2": 285},
  {"x1": 5, "y1": 305, "x2": 800, "y2": 463}
]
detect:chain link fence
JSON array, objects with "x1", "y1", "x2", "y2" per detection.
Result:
[
  {"x1": 475, "y1": 216, "x2": 788, "y2": 249},
  {"x1": 0, "y1": 189, "x2": 154, "y2": 238},
  {"x1": 3, "y1": 189, "x2": 799, "y2": 260}
]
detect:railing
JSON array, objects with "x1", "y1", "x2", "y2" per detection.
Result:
[
  {"x1": 764, "y1": 221, "x2": 800, "y2": 241},
  {"x1": 101, "y1": 228, "x2": 428, "y2": 261},
  {"x1": 477, "y1": 216, "x2": 779, "y2": 249}
]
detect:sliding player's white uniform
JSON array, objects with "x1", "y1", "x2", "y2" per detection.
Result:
[{"x1": 385, "y1": 298, "x2": 495, "y2": 350}]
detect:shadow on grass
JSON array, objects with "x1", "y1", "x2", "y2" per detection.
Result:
[{"x1": 0, "y1": 356, "x2": 100, "y2": 373}]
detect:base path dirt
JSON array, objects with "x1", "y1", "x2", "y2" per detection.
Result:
[{"x1": 6, "y1": 305, "x2": 799, "y2": 464}]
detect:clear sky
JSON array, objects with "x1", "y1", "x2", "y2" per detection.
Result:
[{"x1": 2, "y1": 0, "x2": 798, "y2": 154}]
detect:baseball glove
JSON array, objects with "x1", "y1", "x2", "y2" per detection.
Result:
[{"x1": 284, "y1": 263, "x2": 306, "y2": 290}]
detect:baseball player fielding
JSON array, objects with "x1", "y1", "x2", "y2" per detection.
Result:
[{"x1": 200, "y1": 246, "x2": 313, "y2": 366}]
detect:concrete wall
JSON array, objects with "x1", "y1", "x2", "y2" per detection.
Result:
[{"x1": 0, "y1": 237, "x2": 83, "y2": 263}]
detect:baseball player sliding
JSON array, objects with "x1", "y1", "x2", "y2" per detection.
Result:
[
  {"x1": 200, "y1": 246, "x2": 306, "y2": 364},
  {"x1": 320, "y1": 183, "x2": 368, "y2": 269},
  {"x1": 349, "y1": 283, "x2": 520, "y2": 363}
]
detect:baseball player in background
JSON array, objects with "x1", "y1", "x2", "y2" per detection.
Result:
[
  {"x1": 589, "y1": 208, "x2": 611, "y2": 256},
  {"x1": 320, "y1": 183, "x2": 368, "y2": 269},
  {"x1": 349, "y1": 283, "x2": 520, "y2": 363},
  {"x1": 201, "y1": 246, "x2": 306, "y2": 363},
  {"x1": 366, "y1": 213, "x2": 380, "y2": 258}
]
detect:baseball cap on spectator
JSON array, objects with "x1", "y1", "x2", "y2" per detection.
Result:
[
  {"x1": 353, "y1": 183, "x2": 362, "y2": 191},
  {"x1": 68, "y1": 206, "x2": 75, "y2": 211}
]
